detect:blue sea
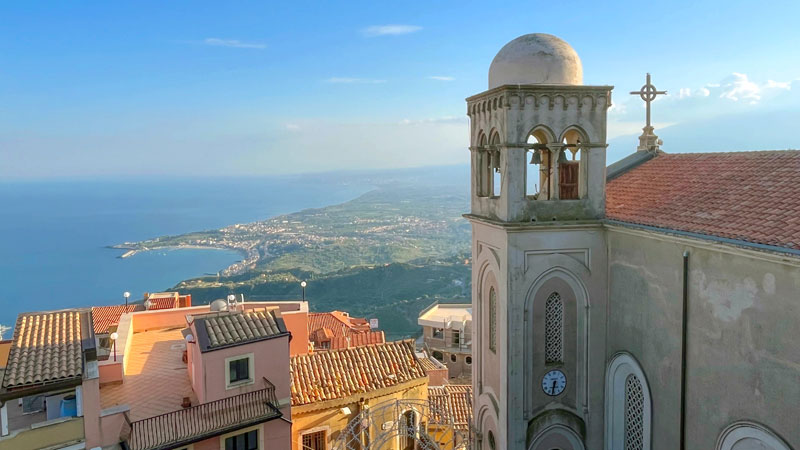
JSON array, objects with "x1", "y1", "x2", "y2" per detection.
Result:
[{"x1": 0, "y1": 175, "x2": 370, "y2": 335}]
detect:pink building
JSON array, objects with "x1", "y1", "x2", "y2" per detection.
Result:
[
  {"x1": 95, "y1": 301, "x2": 299, "y2": 450},
  {"x1": 0, "y1": 298, "x2": 306, "y2": 450}
]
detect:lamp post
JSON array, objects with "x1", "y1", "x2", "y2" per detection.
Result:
[
  {"x1": 123, "y1": 291, "x2": 130, "y2": 308},
  {"x1": 300, "y1": 281, "x2": 307, "y2": 301},
  {"x1": 110, "y1": 332, "x2": 119, "y2": 362}
]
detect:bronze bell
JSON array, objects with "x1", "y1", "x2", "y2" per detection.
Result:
[{"x1": 529, "y1": 150, "x2": 542, "y2": 165}]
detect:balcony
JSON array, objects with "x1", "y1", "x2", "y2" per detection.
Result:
[{"x1": 125, "y1": 383, "x2": 282, "y2": 450}]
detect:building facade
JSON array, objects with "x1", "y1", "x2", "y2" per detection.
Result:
[
  {"x1": 418, "y1": 303, "x2": 473, "y2": 380},
  {"x1": 468, "y1": 33, "x2": 799, "y2": 450}
]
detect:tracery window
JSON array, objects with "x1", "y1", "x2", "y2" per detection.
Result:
[
  {"x1": 489, "y1": 287, "x2": 497, "y2": 353},
  {"x1": 544, "y1": 292, "x2": 563, "y2": 364},
  {"x1": 624, "y1": 374, "x2": 645, "y2": 450}
]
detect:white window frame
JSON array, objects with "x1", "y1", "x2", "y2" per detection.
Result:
[
  {"x1": 605, "y1": 352, "x2": 651, "y2": 450},
  {"x1": 225, "y1": 352, "x2": 255, "y2": 390},
  {"x1": 219, "y1": 423, "x2": 261, "y2": 450}
]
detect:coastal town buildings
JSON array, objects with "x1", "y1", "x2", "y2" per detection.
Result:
[
  {"x1": 467, "y1": 33, "x2": 799, "y2": 450},
  {"x1": 417, "y1": 302, "x2": 472, "y2": 380}
]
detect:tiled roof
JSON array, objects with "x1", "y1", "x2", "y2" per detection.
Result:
[
  {"x1": 329, "y1": 331, "x2": 385, "y2": 349},
  {"x1": 607, "y1": 151, "x2": 800, "y2": 251},
  {"x1": 308, "y1": 311, "x2": 365, "y2": 338},
  {"x1": 418, "y1": 356, "x2": 445, "y2": 373},
  {"x1": 3, "y1": 311, "x2": 83, "y2": 388},
  {"x1": 196, "y1": 309, "x2": 286, "y2": 351},
  {"x1": 428, "y1": 385, "x2": 473, "y2": 430},
  {"x1": 290, "y1": 340, "x2": 426, "y2": 406},
  {"x1": 147, "y1": 296, "x2": 177, "y2": 310},
  {"x1": 92, "y1": 304, "x2": 145, "y2": 334}
]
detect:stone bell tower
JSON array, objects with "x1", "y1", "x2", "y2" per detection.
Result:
[{"x1": 467, "y1": 34, "x2": 612, "y2": 450}]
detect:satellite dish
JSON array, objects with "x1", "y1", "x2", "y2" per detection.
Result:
[{"x1": 210, "y1": 299, "x2": 228, "y2": 312}]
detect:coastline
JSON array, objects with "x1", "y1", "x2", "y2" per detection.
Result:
[{"x1": 109, "y1": 244, "x2": 251, "y2": 275}]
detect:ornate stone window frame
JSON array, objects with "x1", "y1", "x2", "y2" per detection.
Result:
[{"x1": 605, "y1": 352, "x2": 651, "y2": 450}]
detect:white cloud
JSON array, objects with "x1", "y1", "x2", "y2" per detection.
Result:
[
  {"x1": 678, "y1": 87, "x2": 711, "y2": 98},
  {"x1": 720, "y1": 72, "x2": 762, "y2": 103},
  {"x1": 398, "y1": 116, "x2": 466, "y2": 125},
  {"x1": 766, "y1": 79, "x2": 792, "y2": 90},
  {"x1": 427, "y1": 76, "x2": 455, "y2": 81},
  {"x1": 324, "y1": 77, "x2": 387, "y2": 84},
  {"x1": 361, "y1": 25, "x2": 422, "y2": 37},
  {"x1": 203, "y1": 38, "x2": 266, "y2": 49}
]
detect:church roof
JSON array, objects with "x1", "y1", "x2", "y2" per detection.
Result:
[{"x1": 607, "y1": 150, "x2": 800, "y2": 252}]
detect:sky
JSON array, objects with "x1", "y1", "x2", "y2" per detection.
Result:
[{"x1": 2, "y1": 0, "x2": 800, "y2": 179}]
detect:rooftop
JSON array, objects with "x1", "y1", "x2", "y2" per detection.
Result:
[
  {"x1": 100, "y1": 327, "x2": 194, "y2": 421},
  {"x1": 428, "y1": 385, "x2": 473, "y2": 431},
  {"x1": 2, "y1": 310, "x2": 84, "y2": 389},
  {"x1": 418, "y1": 303, "x2": 472, "y2": 328},
  {"x1": 290, "y1": 340, "x2": 426, "y2": 407},
  {"x1": 92, "y1": 304, "x2": 145, "y2": 335},
  {"x1": 329, "y1": 330, "x2": 385, "y2": 350},
  {"x1": 607, "y1": 150, "x2": 800, "y2": 252},
  {"x1": 193, "y1": 308, "x2": 287, "y2": 352}
]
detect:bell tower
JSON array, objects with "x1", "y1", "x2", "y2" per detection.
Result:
[{"x1": 467, "y1": 34, "x2": 612, "y2": 450}]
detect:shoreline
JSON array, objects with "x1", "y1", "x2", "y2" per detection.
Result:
[{"x1": 110, "y1": 244, "x2": 250, "y2": 275}]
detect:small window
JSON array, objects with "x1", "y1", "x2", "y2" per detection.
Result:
[
  {"x1": 432, "y1": 351, "x2": 444, "y2": 362},
  {"x1": 465, "y1": 356, "x2": 472, "y2": 365},
  {"x1": 225, "y1": 353, "x2": 254, "y2": 388},
  {"x1": 22, "y1": 395, "x2": 44, "y2": 413},
  {"x1": 432, "y1": 328, "x2": 444, "y2": 339},
  {"x1": 450, "y1": 354, "x2": 457, "y2": 363},
  {"x1": 489, "y1": 287, "x2": 497, "y2": 353},
  {"x1": 545, "y1": 292, "x2": 564, "y2": 364},
  {"x1": 229, "y1": 358, "x2": 249, "y2": 383},
  {"x1": 302, "y1": 430, "x2": 326, "y2": 450},
  {"x1": 225, "y1": 429, "x2": 258, "y2": 450},
  {"x1": 452, "y1": 330, "x2": 461, "y2": 347}
]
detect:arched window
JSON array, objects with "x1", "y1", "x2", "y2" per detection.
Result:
[
  {"x1": 558, "y1": 128, "x2": 586, "y2": 200},
  {"x1": 527, "y1": 130, "x2": 550, "y2": 199},
  {"x1": 624, "y1": 374, "x2": 645, "y2": 450},
  {"x1": 544, "y1": 292, "x2": 563, "y2": 364},
  {"x1": 489, "y1": 287, "x2": 497, "y2": 353},
  {"x1": 605, "y1": 353, "x2": 651, "y2": 450},
  {"x1": 490, "y1": 133, "x2": 501, "y2": 197}
]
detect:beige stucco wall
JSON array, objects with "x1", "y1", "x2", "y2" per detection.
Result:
[
  {"x1": 607, "y1": 226, "x2": 800, "y2": 449},
  {"x1": 0, "y1": 416, "x2": 84, "y2": 450}
]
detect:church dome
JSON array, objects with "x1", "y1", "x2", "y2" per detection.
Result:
[{"x1": 488, "y1": 34, "x2": 583, "y2": 89}]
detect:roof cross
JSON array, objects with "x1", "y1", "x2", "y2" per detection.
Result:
[{"x1": 630, "y1": 73, "x2": 667, "y2": 128}]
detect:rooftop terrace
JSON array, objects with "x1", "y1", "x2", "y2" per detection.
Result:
[{"x1": 100, "y1": 327, "x2": 195, "y2": 421}]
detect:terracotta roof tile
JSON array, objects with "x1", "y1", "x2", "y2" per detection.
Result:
[
  {"x1": 607, "y1": 150, "x2": 800, "y2": 251},
  {"x1": 92, "y1": 304, "x2": 145, "y2": 334},
  {"x1": 428, "y1": 385, "x2": 473, "y2": 430},
  {"x1": 147, "y1": 296, "x2": 177, "y2": 310},
  {"x1": 3, "y1": 311, "x2": 83, "y2": 388},
  {"x1": 329, "y1": 331, "x2": 386, "y2": 349},
  {"x1": 198, "y1": 309, "x2": 285, "y2": 350},
  {"x1": 290, "y1": 340, "x2": 426, "y2": 406}
]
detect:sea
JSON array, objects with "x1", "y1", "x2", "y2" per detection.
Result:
[{"x1": 0, "y1": 175, "x2": 371, "y2": 335}]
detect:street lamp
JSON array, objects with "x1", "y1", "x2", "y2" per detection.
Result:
[
  {"x1": 300, "y1": 281, "x2": 307, "y2": 301},
  {"x1": 110, "y1": 332, "x2": 119, "y2": 362},
  {"x1": 123, "y1": 291, "x2": 130, "y2": 308}
]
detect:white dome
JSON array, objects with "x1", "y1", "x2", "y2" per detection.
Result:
[
  {"x1": 488, "y1": 34, "x2": 583, "y2": 89},
  {"x1": 210, "y1": 299, "x2": 228, "y2": 312}
]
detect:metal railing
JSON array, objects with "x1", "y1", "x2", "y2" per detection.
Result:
[{"x1": 126, "y1": 380, "x2": 281, "y2": 450}]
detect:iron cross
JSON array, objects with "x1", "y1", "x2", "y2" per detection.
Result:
[{"x1": 630, "y1": 73, "x2": 667, "y2": 128}]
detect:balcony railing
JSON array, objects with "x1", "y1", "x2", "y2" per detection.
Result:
[{"x1": 125, "y1": 380, "x2": 281, "y2": 450}]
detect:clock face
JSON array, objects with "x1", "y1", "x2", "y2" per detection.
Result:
[{"x1": 541, "y1": 369, "x2": 567, "y2": 396}]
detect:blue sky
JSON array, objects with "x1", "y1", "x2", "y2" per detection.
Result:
[{"x1": 2, "y1": 0, "x2": 800, "y2": 178}]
